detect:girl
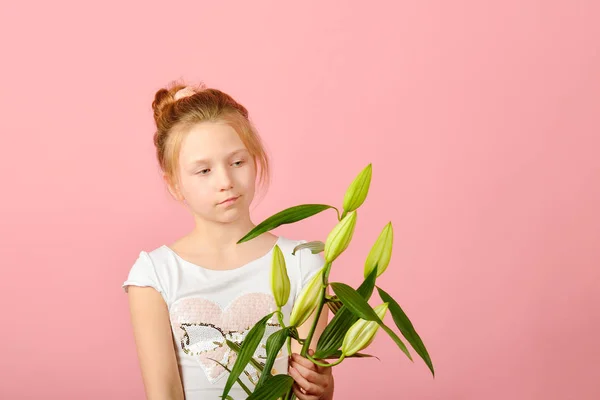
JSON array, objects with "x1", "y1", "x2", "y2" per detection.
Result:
[{"x1": 122, "y1": 81, "x2": 335, "y2": 400}]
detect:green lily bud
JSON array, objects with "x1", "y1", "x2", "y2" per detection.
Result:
[
  {"x1": 364, "y1": 222, "x2": 394, "y2": 278},
  {"x1": 341, "y1": 302, "x2": 389, "y2": 357},
  {"x1": 324, "y1": 210, "x2": 357, "y2": 264},
  {"x1": 342, "y1": 163, "x2": 372, "y2": 213},
  {"x1": 270, "y1": 245, "x2": 290, "y2": 308},
  {"x1": 289, "y1": 266, "x2": 326, "y2": 327}
]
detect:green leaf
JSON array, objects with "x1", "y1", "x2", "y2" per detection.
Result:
[
  {"x1": 225, "y1": 340, "x2": 264, "y2": 373},
  {"x1": 314, "y1": 268, "x2": 377, "y2": 358},
  {"x1": 320, "y1": 350, "x2": 380, "y2": 361},
  {"x1": 256, "y1": 328, "x2": 291, "y2": 389},
  {"x1": 330, "y1": 282, "x2": 379, "y2": 320},
  {"x1": 325, "y1": 296, "x2": 342, "y2": 315},
  {"x1": 314, "y1": 306, "x2": 355, "y2": 359},
  {"x1": 207, "y1": 358, "x2": 252, "y2": 396},
  {"x1": 377, "y1": 286, "x2": 435, "y2": 377},
  {"x1": 221, "y1": 312, "x2": 275, "y2": 399},
  {"x1": 247, "y1": 374, "x2": 294, "y2": 400},
  {"x1": 330, "y1": 282, "x2": 413, "y2": 361},
  {"x1": 380, "y1": 323, "x2": 413, "y2": 362},
  {"x1": 327, "y1": 304, "x2": 342, "y2": 313},
  {"x1": 288, "y1": 327, "x2": 300, "y2": 341},
  {"x1": 237, "y1": 205, "x2": 337, "y2": 243},
  {"x1": 292, "y1": 240, "x2": 325, "y2": 255},
  {"x1": 357, "y1": 264, "x2": 378, "y2": 300}
]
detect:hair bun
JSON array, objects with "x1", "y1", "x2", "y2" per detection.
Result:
[
  {"x1": 173, "y1": 86, "x2": 196, "y2": 100},
  {"x1": 152, "y1": 82, "x2": 209, "y2": 124},
  {"x1": 151, "y1": 89, "x2": 172, "y2": 124}
]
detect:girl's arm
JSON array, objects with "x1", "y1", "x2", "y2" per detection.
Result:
[{"x1": 127, "y1": 286, "x2": 185, "y2": 400}]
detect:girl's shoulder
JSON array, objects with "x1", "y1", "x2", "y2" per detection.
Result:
[{"x1": 276, "y1": 236, "x2": 326, "y2": 282}]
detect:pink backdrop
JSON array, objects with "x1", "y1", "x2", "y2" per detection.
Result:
[{"x1": 1, "y1": 1, "x2": 598, "y2": 399}]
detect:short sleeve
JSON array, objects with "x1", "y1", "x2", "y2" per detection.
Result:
[
  {"x1": 296, "y1": 240, "x2": 326, "y2": 289},
  {"x1": 122, "y1": 251, "x2": 166, "y2": 297}
]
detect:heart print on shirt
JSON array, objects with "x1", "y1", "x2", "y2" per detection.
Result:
[{"x1": 169, "y1": 292, "x2": 284, "y2": 384}]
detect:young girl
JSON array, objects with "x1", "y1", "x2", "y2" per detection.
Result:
[{"x1": 122, "y1": 81, "x2": 335, "y2": 400}]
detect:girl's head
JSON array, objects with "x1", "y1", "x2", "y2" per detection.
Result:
[{"x1": 151, "y1": 80, "x2": 270, "y2": 223}]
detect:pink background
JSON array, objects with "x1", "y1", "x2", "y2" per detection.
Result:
[{"x1": 1, "y1": 1, "x2": 598, "y2": 399}]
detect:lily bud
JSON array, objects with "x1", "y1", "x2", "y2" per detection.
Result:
[
  {"x1": 324, "y1": 210, "x2": 357, "y2": 264},
  {"x1": 289, "y1": 266, "x2": 326, "y2": 327},
  {"x1": 364, "y1": 222, "x2": 394, "y2": 278},
  {"x1": 270, "y1": 245, "x2": 290, "y2": 308},
  {"x1": 341, "y1": 302, "x2": 389, "y2": 357},
  {"x1": 342, "y1": 163, "x2": 372, "y2": 213}
]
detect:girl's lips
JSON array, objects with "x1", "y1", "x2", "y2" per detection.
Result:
[{"x1": 219, "y1": 195, "x2": 240, "y2": 205}]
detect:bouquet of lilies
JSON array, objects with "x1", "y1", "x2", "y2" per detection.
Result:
[{"x1": 218, "y1": 164, "x2": 435, "y2": 399}]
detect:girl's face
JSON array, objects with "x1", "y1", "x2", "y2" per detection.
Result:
[{"x1": 172, "y1": 121, "x2": 256, "y2": 223}]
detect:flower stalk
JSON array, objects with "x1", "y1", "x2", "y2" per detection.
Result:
[
  {"x1": 283, "y1": 262, "x2": 331, "y2": 400},
  {"x1": 299, "y1": 262, "x2": 332, "y2": 356},
  {"x1": 224, "y1": 162, "x2": 434, "y2": 400}
]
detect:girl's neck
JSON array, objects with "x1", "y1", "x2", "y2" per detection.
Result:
[{"x1": 187, "y1": 216, "x2": 258, "y2": 252}]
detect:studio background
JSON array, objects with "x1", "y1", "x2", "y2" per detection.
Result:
[{"x1": 0, "y1": 1, "x2": 598, "y2": 399}]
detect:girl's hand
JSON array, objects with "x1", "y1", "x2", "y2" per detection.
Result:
[{"x1": 288, "y1": 349, "x2": 334, "y2": 400}]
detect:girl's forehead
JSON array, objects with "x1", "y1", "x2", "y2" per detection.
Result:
[
  {"x1": 179, "y1": 124, "x2": 247, "y2": 166},
  {"x1": 185, "y1": 148, "x2": 248, "y2": 168},
  {"x1": 184, "y1": 121, "x2": 240, "y2": 143}
]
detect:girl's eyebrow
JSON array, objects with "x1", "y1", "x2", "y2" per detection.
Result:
[{"x1": 189, "y1": 149, "x2": 247, "y2": 166}]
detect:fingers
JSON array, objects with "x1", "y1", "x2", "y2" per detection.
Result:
[
  {"x1": 288, "y1": 350, "x2": 332, "y2": 399},
  {"x1": 291, "y1": 351, "x2": 332, "y2": 376},
  {"x1": 290, "y1": 352, "x2": 318, "y2": 371},
  {"x1": 292, "y1": 383, "x2": 321, "y2": 400},
  {"x1": 288, "y1": 364, "x2": 325, "y2": 398},
  {"x1": 290, "y1": 359, "x2": 323, "y2": 385}
]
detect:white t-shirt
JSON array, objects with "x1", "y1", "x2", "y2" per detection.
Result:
[{"x1": 122, "y1": 235, "x2": 325, "y2": 400}]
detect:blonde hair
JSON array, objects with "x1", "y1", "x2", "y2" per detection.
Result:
[{"x1": 151, "y1": 80, "x2": 271, "y2": 200}]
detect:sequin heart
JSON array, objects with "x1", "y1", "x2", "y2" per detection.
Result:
[{"x1": 169, "y1": 292, "x2": 282, "y2": 384}]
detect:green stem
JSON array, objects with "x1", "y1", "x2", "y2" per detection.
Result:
[
  {"x1": 300, "y1": 262, "x2": 332, "y2": 357},
  {"x1": 285, "y1": 263, "x2": 332, "y2": 400},
  {"x1": 273, "y1": 309, "x2": 294, "y2": 400},
  {"x1": 276, "y1": 310, "x2": 293, "y2": 359},
  {"x1": 328, "y1": 206, "x2": 341, "y2": 221},
  {"x1": 307, "y1": 353, "x2": 345, "y2": 367}
]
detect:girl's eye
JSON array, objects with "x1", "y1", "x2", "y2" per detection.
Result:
[
  {"x1": 232, "y1": 160, "x2": 244, "y2": 167},
  {"x1": 197, "y1": 169, "x2": 210, "y2": 175}
]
